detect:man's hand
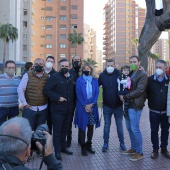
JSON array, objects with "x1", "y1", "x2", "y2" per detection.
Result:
[
  {"x1": 119, "y1": 95, "x2": 125, "y2": 102},
  {"x1": 85, "y1": 103, "x2": 94, "y2": 113},
  {"x1": 24, "y1": 104, "x2": 30, "y2": 109},
  {"x1": 58, "y1": 97, "x2": 67, "y2": 102},
  {"x1": 36, "y1": 131, "x2": 53, "y2": 157}
]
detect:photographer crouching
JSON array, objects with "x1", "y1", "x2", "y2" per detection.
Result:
[{"x1": 0, "y1": 117, "x2": 62, "y2": 170}]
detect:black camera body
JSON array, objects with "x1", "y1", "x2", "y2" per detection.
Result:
[{"x1": 31, "y1": 124, "x2": 49, "y2": 151}]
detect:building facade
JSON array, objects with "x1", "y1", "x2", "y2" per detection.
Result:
[{"x1": 103, "y1": 0, "x2": 145, "y2": 68}]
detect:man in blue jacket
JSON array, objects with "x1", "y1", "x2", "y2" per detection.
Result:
[{"x1": 98, "y1": 59, "x2": 126, "y2": 152}]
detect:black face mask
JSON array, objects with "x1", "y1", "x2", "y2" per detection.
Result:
[
  {"x1": 34, "y1": 65, "x2": 43, "y2": 73},
  {"x1": 83, "y1": 70, "x2": 90, "y2": 76},
  {"x1": 73, "y1": 61, "x2": 81, "y2": 68},
  {"x1": 60, "y1": 68, "x2": 68, "y2": 75}
]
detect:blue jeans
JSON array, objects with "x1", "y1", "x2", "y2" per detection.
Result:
[
  {"x1": 125, "y1": 108, "x2": 143, "y2": 154},
  {"x1": 103, "y1": 105, "x2": 125, "y2": 145},
  {"x1": 150, "y1": 111, "x2": 169, "y2": 149},
  {"x1": 0, "y1": 106, "x2": 19, "y2": 126}
]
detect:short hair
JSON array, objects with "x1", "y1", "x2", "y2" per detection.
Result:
[
  {"x1": 5, "y1": 60, "x2": 16, "y2": 68},
  {"x1": 59, "y1": 58, "x2": 71, "y2": 66},
  {"x1": 0, "y1": 117, "x2": 32, "y2": 157},
  {"x1": 72, "y1": 55, "x2": 81, "y2": 61},
  {"x1": 156, "y1": 59, "x2": 167, "y2": 66},
  {"x1": 34, "y1": 58, "x2": 44, "y2": 64},
  {"x1": 80, "y1": 62, "x2": 96, "y2": 78},
  {"x1": 25, "y1": 62, "x2": 33, "y2": 70},
  {"x1": 46, "y1": 56, "x2": 55, "y2": 62},
  {"x1": 106, "y1": 59, "x2": 115, "y2": 65},
  {"x1": 129, "y1": 55, "x2": 140, "y2": 61},
  {"x1": 121, "y1": 65, "x2": 130, "y2": 73}
]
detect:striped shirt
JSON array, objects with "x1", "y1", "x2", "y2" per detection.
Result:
[{"x1": 0, "y1": 73, "x2": 20, "y2": 107}]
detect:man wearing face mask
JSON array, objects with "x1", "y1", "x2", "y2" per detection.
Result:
[
  {"x1": 67, "y1": 55, "x2": 82, "y2": 147},
  {"x1": 0, "y1": 60, "x2": 20, "y2": 126},
  {"x1": 17, "y1": 58, "x2": 49, "y2": 131},
  {"x1": 147, "y1": 59, "x2": 170, "y2": 159},
  {"x1": 98, "y1": 59, "x2": 127, "y2": 152},
  {"x1": 44, "y1": 58, "x2": 75, "y2": 161},
  {"x1": 45, "y1": 56, "x2": 56, "y2": 135}
]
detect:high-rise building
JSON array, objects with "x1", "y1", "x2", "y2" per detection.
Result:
[
  {"x1": 28, "y1": 0, "x2": 84, "y2": 69},
  {"x1": 103, "y1": 0, "x2": 145, "y2": 68},
  {"x1": 84, "y1": 24, "x2": 96, "y2": 61},
  {"x1": 0, "y1": 0, "x2": 22, "y2": 62}
]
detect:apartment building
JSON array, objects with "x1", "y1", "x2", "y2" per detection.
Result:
[{"x1": 103, "y1": 0, "x2": 145, "y2": 68}]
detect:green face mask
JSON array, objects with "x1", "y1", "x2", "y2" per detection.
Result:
[{"x1": 130, "y1": 64, "x2": 137, "y2": 71}]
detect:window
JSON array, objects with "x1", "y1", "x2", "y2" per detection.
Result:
[
  {"x1": 46, "y1": 25, "x2": 52, "y2": 30},
  {"x1": 46, "y1": 44, "x2": 52, "y2": 48},
  {"x1": 40, "y1": 44, "x2": 45, "y2": 47},
  {"x1": 46, "y1": 7, "x2": 53, "y2": 11},
  {"x1": 23, "y1": 45, "x2": 27, "y2": 51},
  {"x1": 47, "y1": 0, "x2": 53, "y2": 1},
  {"x1": 41, "y1": 26, "x2": 45, "y2": 29},
  {"x1": 60, "y1": 24, "x2": 66, "y2": 29},
  {"x1": 23, "y1": 57, "x2": 27, "y2": 62},
  {"x1": 71, "y1": 14, "x2": 77, "y2": 19},
  {"x1": 46, "y1": 35, "x2": 52, "y2": 39},
  {"x1": 60, "y1": 43, "x2": 66, "y2": 48},
  {"x1": 23, "y1": 21, "x2": 27, "y2": 27},
  {"x1": 60, "y1": 34, "x2": 66, "y2": 39},
  {"x1": 41, "y1": 35, "x2": 45, "y2": 38},
  {"x1": 60, "y1": 54, "x2": 66, "y2": 58},
  {"x1": 24, "y1": 9, "x2": 27, "y2": 15},
  {"x1": 24, "y1": 0, "x2": 28, "y2": 3},
  {"x1": 60, "y1": 15, "x2": 66, "y2": 20},
  {"x1": 41, "y1": 17, "x2": 46, "y2": 20},
  {"x1": 23, "y1": 33, "x2": 27, "y2": 39},
  {"x1": 71, "y1": 24, "x2": 77, "y2": 29},
  {"x1": 46, "y1": 54, "x2": 52, "y2": 58},
  {"x1": 41, "y1": 8, "x2": 46, "y2": 10},
  {"x1": 60, "y1": 6, "x2": 66, "y2": 10},
  {"x1": 46, "y1": 16, "x2": 53, "y2": 20},
  {"x1": 60, "y1": 0, "x2": 66, "y2": 1},
  {"x1": 71, "y1": 5, "x2": 77, "y2": 10}
]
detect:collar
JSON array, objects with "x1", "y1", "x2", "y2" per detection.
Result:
[
  {"x1": 32, "y1": 70, "x2": 45, "y2": 79},
  {"x1": 154, "y1": 73, "x2": 168, "y2": 80},
  {"x1": 4, "y1": 73, "x2": 15, "y2": 79}
]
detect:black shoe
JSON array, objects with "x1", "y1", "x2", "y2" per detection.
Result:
[
  {"x1": 55, "y1": 153, "x2": 62, "y2": 161},
  {"x1": 161, "y1": 148, "x2": 170, "y2": 159},
  {"x1": 86, "y1": 142, "x2": 95, "y2": 154},
  {"x1": 151, "y1": 149, "x2": 158, "y2": 159},
  {"x1": 67, "y1": 140, "x2": 71, "y2": 148},
  {"x1": 81, "y1": 143, "x2": 88, "y2": 156},
  {"x1": 61, "y1": 148, "x2": 73, "y2": 155}
]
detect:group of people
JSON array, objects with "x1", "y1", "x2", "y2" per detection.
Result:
[{"x1": 0, "y1": 54, "x2": 170, "y2": 169}]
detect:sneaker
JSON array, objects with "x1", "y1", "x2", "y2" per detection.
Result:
[
  {"x1": 102, "y1": 143, "x2": 108, "y2": 152},
  {"x1": 129, "y1": 153, "x2": 143, "y2": 161},
  {"x1": 120, "y1": 143, "x2": 126, "y2": 151},
  {"x1": 122, "y1": 149, "x2": 136, "y2": 155}
]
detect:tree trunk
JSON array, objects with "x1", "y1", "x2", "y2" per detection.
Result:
[
  {"x1": 3, "y1": 39, "x2": 6, "y2": 71},
  {"x1": 74, "y1": 44, "x2": 77, "y2": 55},
  {"x1": 139, "y1": 50, "x2": 149, "y2": 72}
]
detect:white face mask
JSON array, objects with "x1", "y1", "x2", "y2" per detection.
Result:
[
  {"x1": 106, "y1": 66, "x2": 114, "y2": 74},
  {"x1": 46, "y1": 62, "x2": 53, "y2": 69},
  {"x1": 155, "y1": 68, "x2": 163, "y2": 76}
]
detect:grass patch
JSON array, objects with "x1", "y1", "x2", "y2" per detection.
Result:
[{"x1": 98, "y1": 87, "x2": 103, "y2": 108}]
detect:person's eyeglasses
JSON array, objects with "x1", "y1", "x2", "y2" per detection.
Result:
[{"x1": 7, "y1": 67, "x2": 15, "y2": 69}]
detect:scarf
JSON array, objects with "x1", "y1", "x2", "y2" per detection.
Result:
[{"x1": 83, "y1": 74, "x2": 92, "y2": 99}]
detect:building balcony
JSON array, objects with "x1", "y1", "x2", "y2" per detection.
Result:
[
  {"x1": 103, "y1": 46, "x2": 108, "y2": 50},
  {"x1": 103, "y1": 41, "x2": 109, "y2": 45},
  {"x1": 103, "y1": 36, "x2": 108, "y2": 40},
  {"x1": 103, "y1": 51, "x2": 107, "y2": 55}
]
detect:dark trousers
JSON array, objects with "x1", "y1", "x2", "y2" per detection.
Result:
[
  {"x1": 22, "y1": 108, "x2": 48, "y2": 131},
  {"x1": 79, "y1": 125, "x2": 94, "y2": 145},
  {"x1": 47, "y1": 102, "x2": 52, "y2": 134},
  {"x1": 150, "y1": 111, "x2": 170, "y2": 149},
  {"x1": 52, "y1": 112, "x2": 72, "y2": 154},
  {"x1": 0, "y1": 106, "x2": 19, "y2": 126}
]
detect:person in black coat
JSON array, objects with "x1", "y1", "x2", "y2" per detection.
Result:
[
  {"x1": 44, "y1": 56, "x2": 57, "y2": 134},
  {"x1": 0, "y1": 117, "x2": 62, "y2": 170},
  {"x1": 67, "y1": 55, "x2": 82, "y2": 147},
  {"x1": 44, "y1": 58, "x2": 75, "y2": 161}
]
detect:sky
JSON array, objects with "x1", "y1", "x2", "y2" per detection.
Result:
[{"x1": 84, "y1": 0, "x2": 167, "y2": 51}]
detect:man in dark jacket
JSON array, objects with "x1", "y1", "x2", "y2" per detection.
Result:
[
  {"x1": 44, "y1": 56, "x2": 57, "y2": 134},
  {"x1": 44, "y1": 58, "x2": 75, "y2": 161},
  {"x1": 0, "y1": 117, "x2": 62, "y2": 170},
  {"x1": 98, "y1": 59, "x2": 126, "y2": 152},
  {"x1": 147, "y1": 59, "x2": 170, "y2": 159},
  {"x1": 67, "y1": 55, "x2": 81, "y2": 147},
  {"x1": 120, "y1": 56, "x2": 148, "y2": 161}
]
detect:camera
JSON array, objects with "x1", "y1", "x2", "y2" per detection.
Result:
[{"x1": 31, "y1": 124, "x2": 49, "y2": 151}]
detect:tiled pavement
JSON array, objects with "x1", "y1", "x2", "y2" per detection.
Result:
[{"x1": 26, "y1": 104, "x2": 170, "y2": 170}]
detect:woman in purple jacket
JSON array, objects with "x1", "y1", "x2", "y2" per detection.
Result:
[{"x1": 74, "y1": 62, "x2": 100, "y2": 156}]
